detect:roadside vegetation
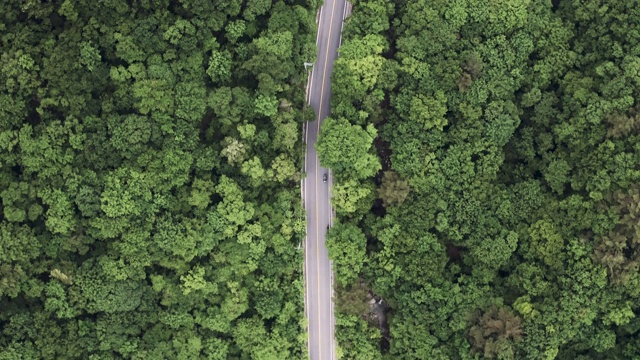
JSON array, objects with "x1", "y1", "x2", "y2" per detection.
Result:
[
  {"x1": 318, "y1": 0, "x2": 640, "y2": 358},
  {"x1": 0, "y1": 1, "x2": 319, "y2": 358}
]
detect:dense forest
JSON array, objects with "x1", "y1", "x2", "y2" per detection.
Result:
[
  {"x1": 319, "y1": 0, "x2": 640, "y2": 359},
  {"x1": 0, "y1": 0, "x2": 319, "y2": 358}
]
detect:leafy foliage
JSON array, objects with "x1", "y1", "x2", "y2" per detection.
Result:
[
  {"x1": 326, "y1": 222, "x2": 368, "y2": 286},
  {"x1": 316, "y1": 117, "x2": 380, "y2": 181},
  {"x1": 0, "y1": 0, "x2": 317, "y2": 358},
  {"x1": 323, "y1": 0, "x2": 640, "y2": 358}
]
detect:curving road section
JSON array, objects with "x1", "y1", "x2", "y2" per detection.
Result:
[{"x1": 303, "y1": 0, "x2": 350, "y2": 359}]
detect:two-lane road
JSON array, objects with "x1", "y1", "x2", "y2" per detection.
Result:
[{"x1": 304, "y1": 0, "x2": 349, "y2": 359}]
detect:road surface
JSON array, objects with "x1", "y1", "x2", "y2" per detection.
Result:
[{"x1": 304, "y1": 0, "x2": 350, "y2": 359}]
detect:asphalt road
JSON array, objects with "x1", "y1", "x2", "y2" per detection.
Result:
[{"x1": 304, "y1": 0, "x2": 348, "y2": 359}]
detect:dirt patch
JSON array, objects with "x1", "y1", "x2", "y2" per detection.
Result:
[{"x1": 368, "y1": 292, "x2": 391, "y2": 353}]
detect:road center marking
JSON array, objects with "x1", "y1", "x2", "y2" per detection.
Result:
[{"x1": 315, "y1": 0, "x2": 338, "y2": 359}]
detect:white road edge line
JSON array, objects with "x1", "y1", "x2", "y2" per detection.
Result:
[
  {"x1": 302, "y1": 118, "x2": 308, "y2": 354},
  {"x1": 308, "y1": 68, "x2": 314, "y2": 104},
  {"x1": 329, "y1": 168, "x2": 335, "y2": 360},
  {"x1": 316, "y1": 6, "x2": 323, "y2": 46},
  {"x1": 306, "y1": 5, "x2": 321, "y2": 357},
  {"x1": 315, "y1": 0, "x2": 338, "y2": 359},
  {"x1": 306, "y1": 8, "x2": 317, "y2": 360},
  {"x1": 339, "y1": 1, "x2": 347, "y2": 48},
  {"x1": 331, "y1": 4, "x2": 350, "y2": 359}
]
